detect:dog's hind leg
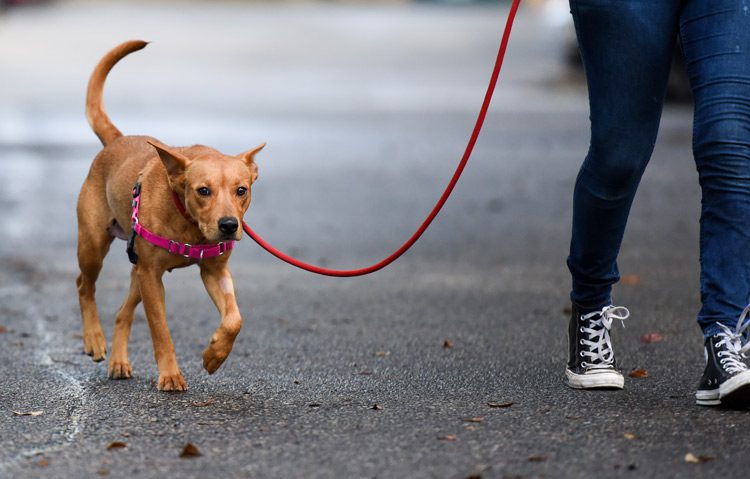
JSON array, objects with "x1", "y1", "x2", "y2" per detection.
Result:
[
  {"x1": 76, "y1": 185, "x2": 114, "y2": 362},
  {"x1": 199, "y1": 260, "x2": 242, "y2": 374},
  {"x1": 108, "y1": 268, "x2": 141, "y2": 379}
]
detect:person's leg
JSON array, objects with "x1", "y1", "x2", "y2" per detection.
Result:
[
  {"x1": 566, "y1": 0, "x2": 680, "y2": 389},
  {"x1": 680, "y1": 0, "x2": 750, "y2": 406},
  {"x1": 568, "y1": 0, "x2": 680, "y2": 309}
]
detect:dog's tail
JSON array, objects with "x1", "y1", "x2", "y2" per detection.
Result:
[{"x1": 86, "y1": 40, "x2": 149, "y2": 146}]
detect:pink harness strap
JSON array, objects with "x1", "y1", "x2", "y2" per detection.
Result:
[{"x1": 130, "y1": 183, "x2": 234, "y2": 261}]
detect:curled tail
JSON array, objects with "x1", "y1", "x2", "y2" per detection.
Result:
[{"x1": 86, "y1": 40, "x2": 148, "y2": 146}]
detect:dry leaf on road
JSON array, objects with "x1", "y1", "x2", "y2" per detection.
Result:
[
  {"x1": 443, "y1": 340, "x2": 454, "y2": 349},
  {"x1": 685, "y1": 453, "x2": 715, "y2": 464},
  {"x1": 487, "y1": 401, "x2": 513, "y2": 408},
  {"x1": 439, "y1": 435, "x2": 458, "y2": 441},
  {"x1": 180, "y1": 443, "x2": 202, "y2": 458},
  {"x1": 13, "y1": 411, "x2": 43, "y2": 417},
  {"x1": 640, "y1": 332, "x2": 664, "y2": 343},
  {"x1": 621, "y1": 274, "x2": 641, "y2": 285},
  {"x1": 106, "y1": 442, "x2": 127, "y2": 450},
  {"x1": 462, "y1": 417, "x2": 484, "y2": 423},
  {"x1": 628, "y1": 369, "x2": 649, "y2": 378}
]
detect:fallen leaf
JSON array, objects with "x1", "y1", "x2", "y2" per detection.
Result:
[
  {"x1": 685, "y1": 453, "x2": 714, "y2": 464},
  {"x1": 640, "y1": 332, "x2": 664, "y2": 343},
  {"x1": 487, "y1": 401, "x2": 513, "y2": 408},
  {"x1": 0, "y1": 326, "x2": 7, "y2": 334},
  {"x1": 293, "y1": 380, "x2": 300, "y2": 384},
  {"x1": 528, "y1": 455, "x2": 547, "y2": 462},
  {"x1": 443, "y1": 340, "x2": 454, "y2": 349},
  {"x1": 628, "y1": 369, "x2": 649, "y2": 378},
  {"x1": 439, "y1": 435, "x2": 458, "y2": 441},
  {"x1": 106, "y1": 441, "x2": 127, "y2": 450},
  {"x1": 371, "y1": 404, "x2": 382, "y2": 410},
  {"x1": 36, "y1": 458, "x2": 49, "y2": 468},
  {"x1": 374, "y1": 351, "x2": 390, "y2": 357},
  {"x1": 621, "y1": 274, "x2": 641, "y2": 285},
  {"x1": 179, "y1": 443, "x2": 202, "y2": 458},
  {"x1": 623, "y1": 432, "x2": 636, "y2": 440},
  {"x1": 462, "y1": 417, "x2": 484, "y2": 423},
  {"x1": 464, "y1": 425, "x2": 479, "y2": 431},
  {"x1": 191, "y1": 399, "x2": 215, "y2": 407},
  {"x1": 13, "y1": 411, "x2": 43, "y2": 417}
]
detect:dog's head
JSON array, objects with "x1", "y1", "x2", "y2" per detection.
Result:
[{"x1": 148, "y1": 141, "x2": 265, "y2": 242}]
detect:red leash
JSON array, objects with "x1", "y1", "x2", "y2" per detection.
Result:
[{"x1": 242, "y1": 0, "x2": 521, "y2": 277}]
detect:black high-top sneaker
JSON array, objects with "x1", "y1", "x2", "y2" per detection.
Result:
[
  {"x1": 695, "y1": 322, "x2": 750, "y2": 407},
  {"x1": 565, "y1": 304, "x2": 629, "y2": 389}
]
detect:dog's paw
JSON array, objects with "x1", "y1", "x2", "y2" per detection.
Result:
[
  {"x1": 157, "y1": 371, "x2": 187, "y2": 392},
  {"x1": 107, "y1": 359, "x2": 133, "y2": 379},
  {"x1": 83, "y1": 329, "x2": 107, "y2": 362},
  {"x1": 202, "y1": 339, "x2": 231, "y2": 375}
]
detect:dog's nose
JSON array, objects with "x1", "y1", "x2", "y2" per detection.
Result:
[{"x1": 218, "y1": 217, "x2": 239, "y2": 235}]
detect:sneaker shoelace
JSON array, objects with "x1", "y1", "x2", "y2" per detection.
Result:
[
  {"x1": 579, "y1": 305, "x2": 630, "y2": 369},
  {"x1": 714, "y1": 305, "x2": 750, "y2": 375}
]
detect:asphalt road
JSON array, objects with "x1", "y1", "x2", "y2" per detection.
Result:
[{"x1": 1, "y1": 1, "x2": 748, "y2": 478}]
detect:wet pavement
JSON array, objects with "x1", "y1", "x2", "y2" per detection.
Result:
[{"x1": 1, "y1": 1, "x2": 748, "y2": 478}]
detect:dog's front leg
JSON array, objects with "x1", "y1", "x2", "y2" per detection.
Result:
[
  {"x1": 200, "y1": 261, "x2": 242, "y2": 374},
  {"x1": 136, "y1": 264, "x2": 187, "y2": 391}
]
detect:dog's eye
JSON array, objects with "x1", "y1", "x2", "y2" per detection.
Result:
[
  {"x1": 197, "y1": 187, "x2": 211, "y2": 197},
  {"x1": 236, "y1": 186, "x2": 248, "y2": 197}
]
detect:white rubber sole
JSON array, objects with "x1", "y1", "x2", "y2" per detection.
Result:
[
  {"x1": 695, "y1": 389, "x2": 720, "y2": 406},
  {"x1": 565, "y1": 368, "x2": 624, "y2": 389}
]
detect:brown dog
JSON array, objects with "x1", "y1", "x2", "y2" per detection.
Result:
[{"x1": 76, "y1": 40, "x2": 264, "y2": 391}]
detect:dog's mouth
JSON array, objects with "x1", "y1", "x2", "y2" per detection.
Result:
[
  {"x1": 218, "y1": 232, "x2": 239, "y2": 242},
  {"x1": 200, "y1": 225, "x2": 241, "y2": 243}
]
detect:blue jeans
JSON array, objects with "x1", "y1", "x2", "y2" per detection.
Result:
[{"x1": 567, "y1": 0, "x2": 750, "y2": 335}]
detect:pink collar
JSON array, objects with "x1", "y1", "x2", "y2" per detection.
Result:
[{"x1": 128, "y1": 182, "x2": 234, "y2": 263}]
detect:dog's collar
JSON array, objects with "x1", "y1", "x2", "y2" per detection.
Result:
[{"x1": 127, "y1": 181, "x2": 234, "y2": 264}]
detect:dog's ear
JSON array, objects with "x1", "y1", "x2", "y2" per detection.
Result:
[
  {"x1": 147, "y1": 141, "x2": 191, "y2": 176},
  {"x1": 237, "y1": 143, "x2": 265, "y2": 183},
  {"x1": 248, "y1": 162, "x2": 259, "y2": 183},
  {"x1": 238, "y1": 143, "x2": 265, "y2": 165}
]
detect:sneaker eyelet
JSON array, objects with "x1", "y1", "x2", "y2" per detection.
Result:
[
  {"x1": 580, "y1": 351, "x2": 585, "y2": 357},
  {"x1": 579, "y1": 339, "x2": 585, "y2": 345},
  {"x1": 580, "y1": 327, "x2": 585, "y2": 333}
]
